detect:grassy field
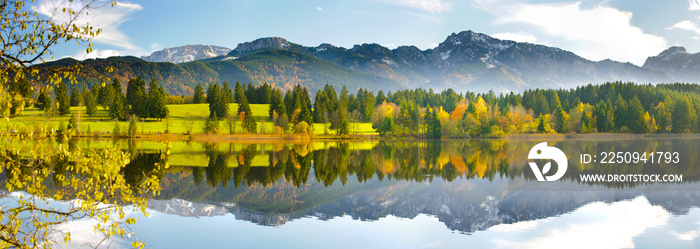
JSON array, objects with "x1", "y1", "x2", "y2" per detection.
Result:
[{"x1": 8, "y1": 103, "x2": 378, "y2": 136}]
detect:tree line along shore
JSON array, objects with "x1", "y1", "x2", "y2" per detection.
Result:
[{"x1": 5, "y1": 78, "x2": 700, "y2": 139}]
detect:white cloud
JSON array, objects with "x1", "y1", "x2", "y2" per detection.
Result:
[
  {"x1": 689, "y1": 0, "x2": 700, "y2": 10},
  {"x1": 72, "y1": 49, "x2": 122, "y2": 60},
  {"x1": 492, "y1": 32, "x2": 538, "y2": 43},
  {"x1": 382, "y1": 43, "x2": 396, "y2": 48},
  {"x1": 489, "y1": 196, "x2": 669, "y2": 249},
  {"x1": 668, "y1": 20, "x2": 700, "y2": 35},
  {"x1": 35, "y1": 0, "x2": 143, "y2": 52},
  {"x1": 476, "y1": 1, "x2": 667, "y2": 65},
  {"x1": 317, "y1": 6, "x2": 323, "y2": 12},
  {"x1": 150, "y1": 43, "x2": 164, "y2": 52},
  {"x1": 384, "y1": 0, "x2": 453, "y2": 13}
]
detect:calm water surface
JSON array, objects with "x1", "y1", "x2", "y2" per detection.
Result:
[{"x1": 15, "y1": 137, "x2": 700, "y2": 248}]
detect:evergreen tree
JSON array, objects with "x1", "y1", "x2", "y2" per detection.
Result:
[
  {"x1": 627, "y1": 96, "x2": 647, "y2": 133},
  {"x1": 313, "y1": 91, "x2": 328, "y2": 123},
  {"x1": 148, "y1": 79, "x2": 168, "y2": 120},
  {"x1": 378, "y1": 116, "x2": 394, "y2": 136},
  {"x1": 109, "y1": 93, "x2": 125, "y2": 120},
  {"x1": 534, "y1": 91, "x2": 549, "y2": 116},
  {"x1": 427, "y1": 107, "x2": 442, "y2": 139},
  {"x1": 193, "y1": 83, "x2": 205, "y2": 104},
  {"x1": 358, "y1": 89, "x2": 375, "y2": 122},
  {"x1": 236, "y1": 87, "x2": 256, "y2": 133},
  {"x1": 553, "y1": 105, "x2": 567, "y2": 133},
  {"x1": 245, "y1": 82, "x2": 255, "y2": 103},
  {"x1": 97, "y1": 80, "x2": 115, "y2": 110},
  {"x1": 550, "y1": 92, "x2": 562, "y2": 113},
  {"x1": 259, "y1": 82, "x2": 272, "y2": 104},
  {"x1": 537, "y1": 114, "x2": 546, "y2": 133},
  {"x1": 222, "y1": 81, "x2": 233, "y2": 104},
  {"x1": 84, "y1": 87, "x2": 97, "y2": 117},
  {"x1": 234, "y1": 81, "x2": 244, "y2": 104},
  {"x1": 613, "y1": 94, "x2": 628, "y2": 131},
  {"x1": 125, "y1": 76, "x2": 147, "y2": 117},
  {"x1": 605, "y1": 101, "x2": 615, "y2": 132},
  {"x1": 133, "y1": 88, "x2": 149, "y2": 118},
  {"x1": 125, "y1": 76, "x2": 146, "y2": 109},
  {"x1": 376, "y1": 90, "x2": 386, "y2": 106},
  {"x1": 35, "y1": 88, "x2": 51, "y2": 110},
  {"x1": 70, "y1": 87, "x2": 81, "y2": 107},
  {"x1": 269, "y1": 89, "x2": 286, "y2": 121},
  {"x1": 300, "y1": 87, "x2": 313, "y2": 125},
  {"x1": 55, "y1": 81, "x2": 70, "y2": 115},
  {"x1": 208, "y1": 83, "x2": 228, "y2": 119},
  {"x1": 672, "y1": 97, "x2": 692, "y2": 133},
  {"x1": 595, "y1": 100, "x2": 604, "y2": 132},
  {"x1": 655, "y1": 102, "x2": 670, "y2": 133}
]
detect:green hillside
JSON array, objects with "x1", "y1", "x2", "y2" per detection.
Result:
[{"x1": 32, "y1": 50, "x2": 401, "y2": 96}]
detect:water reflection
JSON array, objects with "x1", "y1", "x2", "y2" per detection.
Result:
[
  {"x1": 99, "y1": 138, "x2": 699, "y2": 235},
  {"x1": 6, "y1": 137, "x2": 700, "y2": 243}
]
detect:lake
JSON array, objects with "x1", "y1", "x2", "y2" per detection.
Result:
[{"x1": 5, "y1": 136, "x2": 700, "y2": 248}]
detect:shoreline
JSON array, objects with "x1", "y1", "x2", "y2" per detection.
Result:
[{"x1": 8, "y1": 131, "x2": 700, "y2": 143}]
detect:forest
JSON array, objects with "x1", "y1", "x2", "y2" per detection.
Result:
[{"x1": 6, "y1": 76, "x2": 700, "y2": 138}]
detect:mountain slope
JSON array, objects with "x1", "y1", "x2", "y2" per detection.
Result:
[
  {"x1": 35, "y1": 50, "x2": 401, "y2": 95},
  {"x1": 33, "y1": 30, "x2": 686, "y2": 95},
  {"x1": 141, "y1": 45, "x2": 231, "y2": 64},
  {"x1": 642, "y1": 46, "x2": 700, "y2": 83},
  {"x1": 219, "y1": 31, "x2": 672, "y2": 92}
]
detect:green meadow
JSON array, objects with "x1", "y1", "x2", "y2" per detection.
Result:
[{"x1": 9, "y1": 103, "x2": 378, "y2": 136}]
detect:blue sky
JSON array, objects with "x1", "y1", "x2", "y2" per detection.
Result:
[{"x1": 39, "y1": 0, "x2": 700, "y2": 66}]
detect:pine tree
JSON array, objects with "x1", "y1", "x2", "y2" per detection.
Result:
[
  {"x1": 55, "y1": 81, "x2": 70, "y2": 115},
  {"x1": 595, "y1": 100, "x2": 607, "y2": 132},
  {"x1": 269, "y1": 89, "x2": 286, "y2": 121},
  {"x1": 234, "y1": 81, "x2": 244, "y2": 104},
  {"x1": 125, "y1": 76, "x2": 149, "y2": 118},
  {"x1": 109, "y1": 79, "x2": 125, "y2": 120},
  {"x1": 35, "y1": 88, "x2": 51, "y2": 110},
  {"x1": 534, "y1": 91, "x2": 549, "y2": 116},
  {"x1": 109, "y1": 91, "x2": 125, "y2": 120},
  {"x1": 148, "y1": 79, "x2": 168, "y2": 120},
  {"x1": 259, "y1": 82, "x2": 272, "y2": 104},
  {"x1": 613, "y1": 94, "x2": 628, "y2": 131},
  {"x1": 236, "y1": 86, "x2": 255, "y2": 133},
  {"x1": 672, "y1": 97, "x2": 692, "y2": 133},
  {"x1": 627, "y1": 96, "x2": 647, "y2": 133},
  {"x1": 553, "y1": 105, "x2": 567, "y2": 133},
  {"x1": 537, "y1": 114, "x2": 546, "y2": 133},
  {"x1": 70, "y1": 87, "x2": 81, "y2": 107},
  {"x1": 98, "y1": 80, "x2": 116, "y2": 110},
  {"x1": 313, "y1": 91, "x2": 328, "y2": 123},
  {"x1": 193, "y1": 83, "x2": 205, "y2": 104},
  {"x1": 655, "y1": 102, "x2": 670, "y2": 133},
  {"x1": 84, "y1": 87, "x2": 97, "y2": 117},
  {"x1": 299, "y1": 87, "x2": 313, "y2": 125},
  {"x1": 125, "y1": 76, "x2": 146, "y2": 111},
  {"x1": 428, "y1": 107, "x2": 442, "y2": 139},
  {"x1": 338, "y1": 101, "x2": 350, "y2": 135},
  {"x1": 208, "y1": 83, "x2": 227, "y2": 119},
  {"x1": 222, "y1": 81, "x2": 233, "y2": 104}
]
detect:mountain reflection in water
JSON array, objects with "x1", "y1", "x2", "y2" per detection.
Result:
[
  {"x1": 118, "y1": 138, "x2": 700, "y2": 233},
  {"x1": 8, "y1": 137, "x2": 700, "y2": 248}
]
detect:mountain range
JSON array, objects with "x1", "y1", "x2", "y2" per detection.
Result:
[
  {"x1": 140, "y1": 44, "x2": 231, "y2": 64},
  {"x1": 37, "y1": 30, "x2": 700, "y2": 95}
]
